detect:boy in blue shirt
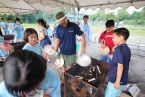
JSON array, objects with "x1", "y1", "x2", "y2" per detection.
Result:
[
  {"x1": 105, "y1": 27, "x2": 131, "y2": 97},
  {"x1": 0, "y1": 50, "x2": 61, "y2": 97}
]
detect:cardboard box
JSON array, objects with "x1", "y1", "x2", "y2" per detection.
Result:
[{"x1": 124, "y1": 84, "x2": 140, "y2": 97}]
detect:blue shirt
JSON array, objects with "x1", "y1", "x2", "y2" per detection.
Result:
[
  {"x1": 0, "y1": 68, "x2": 61, "y2": 97},
  {"x1": 0, "y1": 22, "x2": 8, "y2": 35},
  {"x1": 0, "y1": 36, "x2": 8, "y2": 57},
  {"x1": 13, "y1": 24, "x2": 24, "y2": 40},
  {"x1": 83, "y1": 23, "x2": 89, "y2": 35},
  {"x1": 22, "y1": 43, "x2": 42, "y2": 55},
  {"x1": 39, "y1": 69, "x2": 61, "y2": 97},
  {"x1": 7, "y1": 23, "x2": 14, "y2": 35},
  {"x1": 40, "y1": 36, "x2": 51, "y2": 48},
  {"x1": 109, "y1": 44, "x2": 131, "y2": 85},
  {"x1": 47, "y1": 28, "x2": 53, "y2": 37},
  {"x1": 56, "y1": 21, "x2": 83, "y2": 55},
  {"x1": 83, "y1": 23, "x2": 91, "y2": 42},
  {"x1": 40, "y1": 28, "x2": 48, "y2": 35},
  {"x1": 0, "y1": 36, "x2": 4, "y2": 43},
  {"x1": 0, "y1": 49, "x2": 8, "y2": 57}
]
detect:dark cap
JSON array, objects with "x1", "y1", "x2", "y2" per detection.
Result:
[{"x1": 56, "y1": 12, "x2": 65, "y2": 20}]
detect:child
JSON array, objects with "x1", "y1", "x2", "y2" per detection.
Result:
[
  {"x1": 13, "y1": 18, "x2": 24, "y2": 42},
  {"x1": 98, "y1": 20, "x2": 115, "y2": 62},
  {"x1": 7, "y1": 17, "x2": 14, "y2": 35},
  {"x1": 105, "y1": 27, "x2": 131, "y2": 97},
  {"x1": 22, "y1": 28, "x2": 48, "y2": 60},
  {"x1": 0, "y1": 35, "x2": 10, "y2": 60},
  {"x1": 37, "y1": 19, "x2": 51, "y2": 48},
  {"x1": 23, "y1": 28, "x2": 42, "y2": 55},
  {"x1": 0, "y1": 18, "x2": 7, "y2": 35},
  {"x1": 0, "y1": 50, "x2": 61, "y2": 97}
]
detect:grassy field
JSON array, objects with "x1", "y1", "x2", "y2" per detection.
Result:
[
  {"x1": 22, "y1": 23, "x2": 145, "y2": 37},
  {"x1": 92, "y1": 24, "x2": 145, "y2": 37},
  {"x1": 23, "y1": 24, "x2": 38, "y2": 30},
  {"x1": 127, "y1": 27, "x2": 145, "y2": 36}
]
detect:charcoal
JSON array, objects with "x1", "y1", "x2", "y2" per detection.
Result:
[{"x1": 64, "y1": 58, "x2": 109, "y2": 97}]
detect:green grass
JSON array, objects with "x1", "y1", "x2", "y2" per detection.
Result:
[
  {"x1": 92, "y1": 25, "x2": 145, "y2": 37},
  {"x1": 22, "y1": 23, "x2": 145, "y2": 37},
  {"x1": 128, "y1": 27, "x2": 145, "y2": 36},
  {"x1": 22, "y1": 24, "x2": 38, "y2": 29}
]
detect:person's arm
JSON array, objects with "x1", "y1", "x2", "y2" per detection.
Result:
[
  {"x1": 74, "y1": 23, "x2": 86, "y2": 56},
  {"x1": 55, "y1": 38, "x2": 60, "y2": 52},
  {"x1": 0, "y1": 43, "x2": 10, "y2": 51},
  {"x1": 43, "y1": 94, "x2": 50, "y2": 97},
  {"x1": 41, "y1": 45, "x2": 49, "y2": 60},
  {"x1": 79, "y1": 34, "x2": 86, "y2": 56},
  {"x1": 54, "y1": 27, "x2": 60, "y2": 52},
  {"x1": 98, "y1": 32, "x2": 106, "y2": 48},
  {"x1": 1, "y1": 27, "x2": 5, "y2": 35},
  {"x1": 114, "y1": 63, "x2": 123, "y2": 89},
  {"x1": 42, "y1": 52, "x2": 49, "y2": 60},
  {"x1": 79, "y1": 23, "x2": 83, "y2": 31},
  {"x1": 98, "y1": 32, "x2": 103, "y2": 43},
  {"x1": 13, "y1": 24, "x2": 17, "y2": 30},
  {"x1": 114, "y1": 48, "x2": 124, "y2": 89},
  {"x1": 40, "y1": 32, "x2": 46, "y2": 41}
]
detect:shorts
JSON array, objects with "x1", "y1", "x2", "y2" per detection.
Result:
[
  {"x1": 105, "y1": 82, "x2": 125, "y2": 97},
  {"x1": 61, "y1": 54, "x2": 76, "y2": 70}
]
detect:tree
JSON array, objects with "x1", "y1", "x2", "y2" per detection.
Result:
[
  {"x1": 140, "y1": 7, "x2": 145, "y2": 20},
  {"x1": 90, "y1": 10, "x2": 106, "y2": 21},
  {"x1": 129, "y1": 11, "x2": 141, "y2": 20},
  {"x1": 116, "y1": 9, "x2": 129, "y2": 21},
  {"x1": 104, "y1": 12, "x2": 116, "y2": 20}
]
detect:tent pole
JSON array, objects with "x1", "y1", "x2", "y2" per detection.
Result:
[
  {"x1": 51, "y1": 0, "x2": 76, "y2": 6},
  {"x1": 74, "y1": 0, "x2": 80, "y2": 22},
  {"x1": 0, "y1": 6, "x2": 36, "y2": 11}
]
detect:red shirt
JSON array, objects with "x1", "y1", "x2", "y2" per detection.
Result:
[{"x1": 98, "y1": 31, "x2": 115, "y2": 51}]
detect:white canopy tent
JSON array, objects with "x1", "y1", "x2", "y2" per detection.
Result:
[{"x1": 0, "y1": 0, "x2": 145, "y2": 14}]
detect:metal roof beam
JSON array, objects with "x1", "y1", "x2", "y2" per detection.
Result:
[
  {"x1": 0, "y1": 1, "x2": 18, "y2": 14},
  {"x1": 80, "y1": 0, "x2": 145, "y2": 7}
]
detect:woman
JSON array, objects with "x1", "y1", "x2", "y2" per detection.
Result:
[{"x1": 37, "y1": 19, "x2": 51, "y2": 48}]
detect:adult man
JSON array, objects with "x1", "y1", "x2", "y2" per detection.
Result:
[
  {"x1": 55, "y1": 12, "x2": 85, "y2": 70},
  {"x1": 80, "y1": 15, "x2": 92, "y2": 45}
]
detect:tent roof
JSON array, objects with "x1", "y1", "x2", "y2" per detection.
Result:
[{"x1": 0, "y1": 0, "x2": 145, "y2": 14}]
